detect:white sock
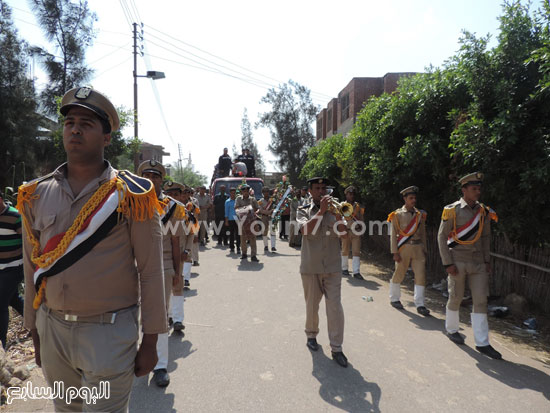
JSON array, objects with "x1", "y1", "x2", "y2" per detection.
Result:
[
  {"x1": 471, "y1": 313, "x2": 490, "y2": 346},
  {"x1": 270, "y1": 234, "x2": 276, "y2": 249},
  {"x1": 155, "y1": 332, "x2": 169, "y2": 370},
  {"x1": 171, "y1": 295, "x2": 185, "y2": 323},
  {"x1": 341, "y1": 256, "x2": 349, "y2": 271},
  {"x1": 414, "y1": 285, "x2": 425, "y2": 307},
  {"x1": 389, "y1": 282, "x2": 401, "y2": 302},
  {"x1": 263, "y1": 236, "x2": 269, "y2": 248},
  {"x1": 352, "y1": 256, "x2": 361, "y2": 274},
  {"x1": 446, "y1": 309, "x2": 459, "y2": 334},
  {"x1": 183, "y1": 262, "x2": 192, "y2": 282}
]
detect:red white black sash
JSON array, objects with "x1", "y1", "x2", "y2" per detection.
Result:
[
  {"x1": 160, "y1": 197, "x2": 178, "y2": 225},
  {"x1": 397, "y1": 214, "x2": 419, "y2": 251},
  {"x1": 447, "y1": 209, "x2": 481, "y2": 248},
  {"x1": 33, "y1": 187, "x2": 119, "y2": 290}
]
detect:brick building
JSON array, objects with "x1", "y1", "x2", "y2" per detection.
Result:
[
  {"x1": 316, "y1": 72, "x2": 416, "y2": 140},
  {"x1": 134, "y1": 142, "x2": 170, "y2": 173}
]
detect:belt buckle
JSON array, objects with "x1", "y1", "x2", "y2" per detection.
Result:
[{"x1": 64, "y1": 314, "x2": 78, "y2": 322}]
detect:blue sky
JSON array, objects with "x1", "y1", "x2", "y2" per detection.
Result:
[{"x1": 7, "y1": 0, "x2": 544, "y2": 178}]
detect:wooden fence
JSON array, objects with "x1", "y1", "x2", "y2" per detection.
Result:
[{"x1": 362, "y1": 226, "x2": 550, "y2": 313}]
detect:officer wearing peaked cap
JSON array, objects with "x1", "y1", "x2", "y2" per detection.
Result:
[
  {"x1": 297, "y1": 177, "x2": 349, "y2": 367},
  {"x1": 437, "y1": 172, "x2": 501, "y2": 359},
  {"x1": 387, "y1": 186, "x2": 430, "y2": 316},
  {"x1": 20, "y1": 87, "x2": 166, "y2": 412},
  {"x1": 138, "y1": 160, "x2": 186, "y2": 386},
  {"x1": 340, "y1": 185, "x2": 365, "y2": 280}
]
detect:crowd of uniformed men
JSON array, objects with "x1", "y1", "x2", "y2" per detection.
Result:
[{"x1": 7, "y1": 87, "x2": 502, "y2": 412}]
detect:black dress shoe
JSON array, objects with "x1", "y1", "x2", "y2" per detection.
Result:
[
  {"x1": 353, "y1": 273, "x2": 364, "y2": 280},
  {"x1": 342, "y1": 270, "x2": 350, "y2": 276},
  {"x1": 241, "y1": 254, "x2": 247, "y2": 260},
  {"x1": 264, "y1": 246, "x2": 269, "y2": 251},
  {"x1": 271, "y1": 247, "x2": 277, "y2": 252},
  {"x1": 417, "y1": 306, "x2": 430, "y2": 316},
  {"x1": 193, "y1": 261, "x2": 199, "y2": 266},
  {"x1": 390, "y1": 301, "x2": 404, "y2": 310},
  {"x1": 229, "y1": 248, "x2": 235, "y2": 253},
  {"x1": 168, "y1": 317, "x2": 173, "y2": 327},
  {"x1": 476, "y1": 345, "x2": 502, "y2": 360},
  {"x1": 173, "y1": 321, "x2": 185, "y2": 332},
  {"x1": 306, "y1": 338, "x2": 319, "y2": 351},
  {"x1": 331, "y1": 351, "x2": 348, "y2": 368},
  {"x1": 447, "y1": 332, "x2": 465, "y2": 345},
  {"x1": 152, "y1": 368, "x2": 170, "y2": 387},
  {"x1": 251, "y1": 256, "x2": 259, "y2": 262}
]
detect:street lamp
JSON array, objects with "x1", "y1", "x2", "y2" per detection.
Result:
[{"x1": 133, "y1": 22, "x2": 165, "y2": 170}]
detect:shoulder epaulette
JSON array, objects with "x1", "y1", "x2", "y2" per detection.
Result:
[
  {"x1": 419, "y1": 209, "x2": 428, "y2": 220},
  {"x1": 480, "y1": 203, "x2": 498, "y2": 222},
  {"x1": 116, "y1": 170, "x2": 163, "y2": 221},
  {"x1": 441, "y1": 203, "x2": 458, "y2": 221},
  {"x1": 387, "y1": 209, "x2": 399, "y2": 222},
  {"x1": 16, "y1": 172, "x2": 56, "y2": 212}
]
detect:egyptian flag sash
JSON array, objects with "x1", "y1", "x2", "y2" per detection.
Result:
[
  {"x1": 447, "y1": 209, "x2": 481, "y2": 248},
  {"x1": 161, "y1": 198, "x2": 177, "y2": 225},
  {"x1": 397, "y1": 214, "x2": 420, "y2": 251},
  {"x1": 33, "y1": 187, "x2": 119, "y2": 291}
]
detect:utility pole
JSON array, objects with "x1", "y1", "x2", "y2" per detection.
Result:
[
  {"x1": 178, "y1": 143, "x2": 184, "y2": 177},
  {"x1": 132, "y1": 22, "x2": 139, "y2": 171}
]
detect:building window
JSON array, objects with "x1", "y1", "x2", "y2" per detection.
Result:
[
  {"x1": 327, "y1": 108, "x2": 333, "y2": 131},
  {"x1": 341, "y1": 93, "x2": 350, "y2": 121}
]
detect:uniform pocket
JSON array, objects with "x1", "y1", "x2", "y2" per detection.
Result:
[{"x1": 31, "y1": 214, "x2": 56, "y2": 232}]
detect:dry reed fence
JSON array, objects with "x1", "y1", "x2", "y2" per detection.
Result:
[{"x1": 362, "y1": 225, "x2": 550, "y2": 313}]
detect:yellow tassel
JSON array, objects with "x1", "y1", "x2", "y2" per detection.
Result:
[
  {"x1": 174, "y1": 204, "x2": 187, "y2": 220},
  {"x1": 117, "y1": 178, "x2": 164, "y2": 222},
  {"x1": 33, "y1": 278, "x2": 47, "y2": 310},
  {"x1": 387, "y1": 211, "x2": 396, "y2": 222},
  {"x1": 489, "y1": 212, "x2": 498, "y2": 223}
]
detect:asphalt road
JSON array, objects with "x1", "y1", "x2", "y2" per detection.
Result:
[{"x1": 3, "y1": 239, "x2": 549, "y2": 412}]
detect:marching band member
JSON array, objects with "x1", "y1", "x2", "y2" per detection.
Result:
[
  {"x1": 297, "y1": 177, "x2": 348, "y2": 367},
  {"x1": 437, "y1": 173, "x2": 501, "y2": 359},
  {"x1": 258, "y1": 187, "x2": 277, "y2": 252},
  {"x1": 138, "y1": 160, "x2": 186, "y2": 387},
  {"x1": 387, "y1": 186, "x2": 430, "y2": 315},
  {"x1": 235, "y1": 185, "x2": 260, "y2": 262},
  {"x1": 340, "y1": 186, "x2": 365, "y2": 279}
]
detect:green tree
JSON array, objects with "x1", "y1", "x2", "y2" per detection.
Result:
[
  {"x1": 29, "y1": 0, "x2": 97, "y2": 116},
  {"x1": 0, "y1": 1, "x2": 42, "y2": 196},
  {"x1": 169, "y1": 165, "x2": 207, "y2": 188},
  {"x1": 240, "y1": 108, "x2": 265, "y2": 176},
  {"x1": 257, "y1": 80, "x2": 319, "y2": 186}
]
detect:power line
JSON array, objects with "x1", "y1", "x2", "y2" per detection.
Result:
[
  {"x1": 143, "y1": 23, "x2": 333, "y2": 100},
  {"x1": 89, "y1": 42, "x2": 130, "y2": 64},
  {"x1": 94, "y1": 56, "x2": 132, "y2": 78}
]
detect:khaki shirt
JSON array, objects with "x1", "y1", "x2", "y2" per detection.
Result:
[
  {"x1": 258, "y1": 197, "x2": 273, "y2": 225},
  {"x1": 160, "y1": 195, "x2": 184, "y2": 273},
  {"x1": 235, "y1": 196, "x2": 259, "y2": 211},
  {"x1": 390, "y1": 206, "x2": 427, "y2": 254},
  {"x1": 297, "y1": 203, "x2": 342, "y2": 274},
  {"x1": 22, "y1": 163, "x2": 167, "y2": 334},
  {"x1": 437, "y1": 198, "x2": 491, "y2": 266},
  {"x1": 196, "y1": 193, "x2": 212, "y2": 221}
]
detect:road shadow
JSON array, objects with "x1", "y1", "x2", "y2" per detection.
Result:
[
  {"x1": 458, "y1": 344, "x2": 550, "y2": 401},
  {"x1": 344, "y1": 276, "x2": 382, "y2": 291},
  {"x1": 400, "y1": 306, "x2": 446, "y2": 332},
  {"x1": 310, "y1": 348, "x2": 381, "y2": 412},
  {"x1": 190, "y1": 272, "x2": 199, "y2": 278},
  {"x1": 129, "y1": 338, "x2": 193, "y2": 413},
  {"x1": 237, "y1": 261, "x2": 265, "y2": 271},
  {"x1": 183, "y1": 289, "x2": 198, "y2": 298}
]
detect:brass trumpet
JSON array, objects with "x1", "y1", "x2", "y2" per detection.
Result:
[{"x1": 328, "y1": 197, "x2": 354, "y2": 218}]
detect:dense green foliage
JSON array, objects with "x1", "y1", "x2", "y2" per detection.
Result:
[
  {"x1": 0, "y1": 1, "x2": 43, "y2": 197},
  {"x1": 303, "y1": 1, "x2": 550, "y2": 245}
]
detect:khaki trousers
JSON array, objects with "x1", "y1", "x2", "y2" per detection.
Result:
[
  {"x1": 341, "y1": 233, "x2": 361, "y2": 257},
  {"x1": 447, "y1": 261, "x2": 488, "y2": 313},
  {"x1": 241, "y1": 234, "x2": 257, "y2": 256},
  {"x1": 301, "y1": 273, "x2": 344, "y2": 352},
  {"x1": 391, "y1": 244, "x2": 426, "y2": 286},
  {"x1": 192, "y1": 236, "x2": 199, "y2": 262},
  {"x1": 36, "y1": 304, "x2": 138, "y2": 412},
  {"x1": 163, "y1": 269, "x2": 175, "y2": 313}
]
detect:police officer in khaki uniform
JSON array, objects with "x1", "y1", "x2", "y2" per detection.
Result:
[
  {"x1": 340, "y1": 186, "x2": 365, "y2": 279},
  {"x1": 297, "y1": 177, "x2": 348, "y2": 368},
  {"x1": 180, "y1": 187, "x2": 200, "y2": 286},
  {"x1": 438, "y1": 172, "x2": 501, "y2": 359},
  {"x1": 387, "y1": 186, "x2": 430, "y2": 316},
  {"x1": 235, "y1": 184, "x2": 260, "y2": 262},
  {"x1": 196, "y1": 185, "x2": 212, "y2": 246},
  {"x1": 138, "y1": 160, "x2": 185, "y2": 386},
  {"x1": 258, "y1": 187, "x2": 276, "y2": 252},
  {"x1": 20, "y1": 87, "x2": 166, "y2": 412},
  {"x1": 163, "y1": 181, "x2": 191, "y2": 332}
]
